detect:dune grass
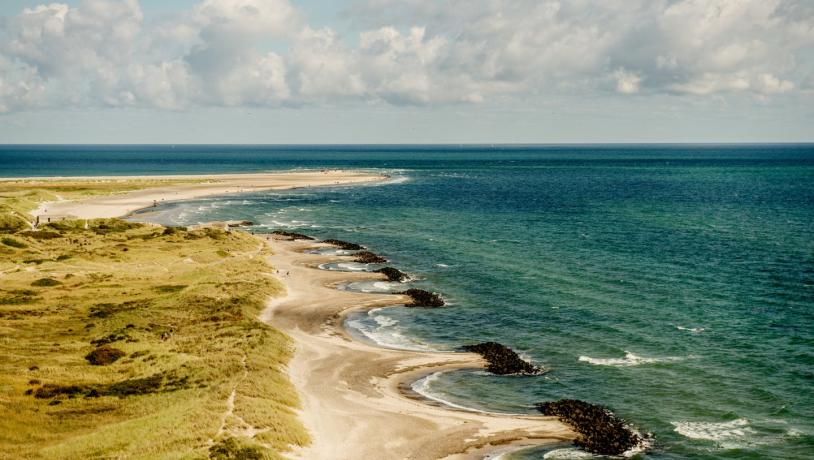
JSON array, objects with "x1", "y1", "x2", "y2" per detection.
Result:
[{"x1": 0, "y1": 186, "x2": 308, "y2": 459}]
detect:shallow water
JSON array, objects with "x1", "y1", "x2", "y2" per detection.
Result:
[{"x1": 9, "y1": 144, "x2": 813, "y2": 459}]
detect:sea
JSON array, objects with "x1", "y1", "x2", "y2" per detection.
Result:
[{"x1": 2, "y1": 144, "x2": 813, "y2": 459}]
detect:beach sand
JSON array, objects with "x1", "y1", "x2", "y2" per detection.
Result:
[
  {"x1": 261, "y1": 238, "x2": 574, "y2": 459},
  {"x1": 23, "y1": 170, "x2": 385, "y2": 220}
]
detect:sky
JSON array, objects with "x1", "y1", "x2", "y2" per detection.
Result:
[{"x1": 0, "y1": 0, "x2": 812, "y2": 144}]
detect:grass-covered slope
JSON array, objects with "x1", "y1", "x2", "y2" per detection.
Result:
[
  {"x1": 0, "y1": 178, "x2": 204, "y2": 231},
  {"x1": 0, "y1": 217, "x2": 307, "y2": 458}
]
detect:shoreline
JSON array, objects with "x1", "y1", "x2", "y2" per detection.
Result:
[
  {"x1": 260, "y1": 238, "x2": 574, "y2": 459},
  {"x1": 21, "y1": 171, "x2": 574, "y2": 459},
  {"x1": 17, "y1": 170, "x2": 386, "y2": 220}
]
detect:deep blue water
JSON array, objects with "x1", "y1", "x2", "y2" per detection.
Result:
[{"x1": 5, "y1": 145, "x2": 813, "y2": 459}]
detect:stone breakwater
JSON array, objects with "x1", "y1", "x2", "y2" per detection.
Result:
[
  {"x1": 461, "y1": 342, "x2": 542, "y2": 375},
  {"x1": 375, "y1": 267, "x2": 410, "y2": 282},
  {"x1": 271, "y1": 231, "x2": 315, "y2": 240},
  {"x1": 353, "y1": 251, "x2": 388, "y2": 264},
  {"x1": 399, "y1": 289, "x2": 445, "y2": 307},
  {"x1": 535, "y1": 399, "x2": 646, "y2": 456},
  {"x1": 322, "y1": 239, "x2": 365, "y2": 250}
]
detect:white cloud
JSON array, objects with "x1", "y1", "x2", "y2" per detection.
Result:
[
  {"x1": 614, "y1": 69, "x2": 642, "y2": 94},
  {"x1": 0, "y1": 0, "x2": 811, "y2": 113}
]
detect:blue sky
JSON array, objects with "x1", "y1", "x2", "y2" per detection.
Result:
[{"x1": 0, "y1": 0, "x2": 812, "y2": 144}]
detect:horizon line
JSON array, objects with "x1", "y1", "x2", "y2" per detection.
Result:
[{"x1": 2, "y1": 142, "x2": 813, "y2": 147}]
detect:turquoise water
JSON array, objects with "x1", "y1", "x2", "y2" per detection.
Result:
[{"x1": 5, "y1": 145, "x2": 813, "y2": 458}]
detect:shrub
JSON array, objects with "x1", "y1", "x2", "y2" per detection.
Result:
[
  {"x1": 162, "y1": 226, "x2": 187, "y2": 236},
  {"x1": 1, "y1": 237, "x2": 27, "y2": 248},
  {"x1": 20, "y1": 230, "x2": 61, "y2": 240},
  {"x1": 31, "y1": 278, "x2": 62, "y2": 287},
  {"x1": 0, "y1": 213, "x2": 29, "y2": 233},
  {"x1": 209, "y1": 437, "x2": 265, "y2": 460},
  {"x1": 90, "y1": 219, "x2": 141, "y2": 234},
  {"x1": 85, "y1": 345, "x2": 126, "y2": 365}
]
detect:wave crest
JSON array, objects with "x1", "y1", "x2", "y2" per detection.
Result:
[{"x1": 578, "y1": 351, "x2": 686, "y2": 367}]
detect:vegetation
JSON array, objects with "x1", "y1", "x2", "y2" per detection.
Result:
[{"x1": 0, "y1": 183, "x2": 308, "y2": 459}]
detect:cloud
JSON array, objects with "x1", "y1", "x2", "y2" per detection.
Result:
[
  {"x1": 614, "y1": 69, "x2": 643, "y2": 94},
  {"x1": 0, "y1": 0, "x2": 811, "y2": 113}
]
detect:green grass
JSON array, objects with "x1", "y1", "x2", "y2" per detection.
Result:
[{"x1": 0, "y1": 212, "x2": 307, "y2": 458}]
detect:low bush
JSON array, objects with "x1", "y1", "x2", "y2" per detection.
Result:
[
  {"x1": 1, "y1": 237, "x2": 27, "y2": 248},
  {"x1": 31, "y1": 278, "x2": 62, "y2": 287},
  {"x1": 85, "y1": 345, "x2": 126, "y2": 365}
]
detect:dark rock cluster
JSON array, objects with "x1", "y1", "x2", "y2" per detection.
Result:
[
  {"x1": 399, "y1": 289, "x2": 444, "y2": 307},
  {"x1": 227, "y1": 220, "x2": 255, "y2": 227},
  {"x1": 535, "y1": 399, "x2": 643, "y2": 456},
  {"x1": 322, "y1": 239, "x2": 365, "y2": 250},
  {"x1": 271, "y1": 231, "x2": 315, "y2": 240},
  {"x1": 375, "y1": 267, "x2": 410, "y2": 282},
  {"x1": 354, "y1": 251, "x2": 387, "y2": 264},
  {"x1": 461, "y1": 342, "x2": 541, "y2": 375}
]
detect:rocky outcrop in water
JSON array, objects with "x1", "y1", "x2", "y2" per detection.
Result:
[
  {"x1": 271, "y1": 231, "x2": 315, "y2": 240},
  {"x1": 375, "y1": 267, "x2": 409, "y2": 282},
  {"x1": 227, "y1": 220, "x2": 255, "y2": 228},
  {"x1": 461, "y1": 342, "x2": 540, "y2": 375},
  {"x1": 534, "y1": 399, "x2": 643, "y2": 456},
  {"x1": 354, "y1": 251, "x2": 387, "y2": 264},
  {"x1": 399, "y1": 289, "x2": 444, "y2": 307},
  {"x1": 322, "y1": 239, "x2": 364, "y2": 250}
]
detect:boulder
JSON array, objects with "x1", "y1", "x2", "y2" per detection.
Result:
[
  {"x1": 322, "y1": 239, "x2": 365, "y2": 250},
  {"x1": 461, "y1": 342, "x2": 540, "y2": 375},
  {"x1": 271, "y1": 231, "x2": 314, "y2": 240},
  {"x1": 354, "y1": 251, "x2": 387, "y2": 264},
  {"x1": 227, "y1": 220, "x2": 255, "y2": 227},
  {"x1": 534, "y1": 399, "x2": 644, "y2": 456},
  {"x1": 399, "y1": 289, "x2": 444, "y2": 307},
  {"x1": 375, "y1": 267, "x2": 409, "y2": 282}
]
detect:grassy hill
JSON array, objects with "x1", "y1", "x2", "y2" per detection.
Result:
[{"x1": 0, "y1": 182, "x2": 307, "y2": 459}]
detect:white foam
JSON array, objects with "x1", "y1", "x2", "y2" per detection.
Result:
[
  {"x1": 340, "y1": 280, "x2": 403, "y2": 293},
  {"x1": 435, "y1": 263, "x2": 450, "y2": 268},
  {"x1": 346, "y1": 310, "x2": 435, "y2": 352},
  {"x1": 676, "y1": 325, "x2": 705, "y2": 333},
  {"x1": 318, "y1": 262, "x2": 370, "y2": 272},
  {"x1": 578, "y1": 351, "x2": 686, "y2": 367},
  {"x1": 543, "y1": 448, "x2": 595, "y2": 459},
  {"x1": 410, "y1": 372, "x2": 488, "y2": 413},
  {"x1": 672, "y1": 419, "x2": 756, "y2": 447}
]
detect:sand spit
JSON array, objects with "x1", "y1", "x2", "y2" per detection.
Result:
[{"x1": 23, "y1": 170, "x2": 385, "y2": 220}]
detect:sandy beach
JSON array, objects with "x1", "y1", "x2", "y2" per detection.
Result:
[
  {"x1": 261, "y1": 237, "x2": 574, "y2": 459},
  {"x1": 16, "y1": 170, "x2": 385, "y2": 220}
]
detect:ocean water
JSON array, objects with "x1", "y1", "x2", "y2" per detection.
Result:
[{"x1": 4, "y1": 144, "x2": 813, "y2": 459}]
